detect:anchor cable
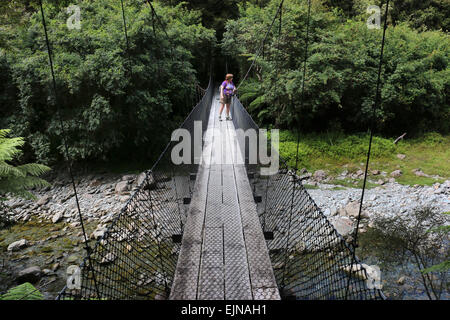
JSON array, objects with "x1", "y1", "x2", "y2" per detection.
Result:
[
  {"x1": 38, "y1": 0, "x2": 100, "y2": 297},
  {"x1": 345, "y1": 0, "x2": 390, "y2": 298}
]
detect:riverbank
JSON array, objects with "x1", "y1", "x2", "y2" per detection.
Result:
[
  {"x1": 1, "y1": 170, "x2": 449, "y2": 299},
  {"x1": 278, "y1": 131, "x2": 450, "y2": 187}
]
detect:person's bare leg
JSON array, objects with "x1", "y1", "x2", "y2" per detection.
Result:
[
  {"x1": 226, "y1": 103, "x2": 231, "y2": 119},
  {"x1": 219, "y1": 103, "x2": 225, "y2": 118}
]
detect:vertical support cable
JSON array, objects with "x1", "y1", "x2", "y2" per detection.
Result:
[
  {"x1": 281, "y1": 0, "x2": 311, "y2": 292},
  {"x1": 345, "y1": 0, "x2": 390, "y2": 299},
  {"x1": 38, "y1": 0, "x2": 100, "y2": 298}
]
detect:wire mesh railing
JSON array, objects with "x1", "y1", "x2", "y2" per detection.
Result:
[
  {"x1": 57, "y1": 77, "x2": 213, "y2": 300},
  {"x1": 231, "y1": 94, "x2": 385, "y2": 300}
]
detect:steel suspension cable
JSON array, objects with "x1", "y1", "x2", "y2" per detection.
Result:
[
  {"x1": 281, "y1": 0, "x2": 311, "y2": 292},
  {"x1": 345, "y1": 0, "x2": 390, "y2": 299},
  {"x1": 38, "y1": 0, "x2": 100, "y2": 297}
]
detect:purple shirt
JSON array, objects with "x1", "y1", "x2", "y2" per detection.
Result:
[{"x1": 221, "y1": 81, "x2": 235, "y2": 96}]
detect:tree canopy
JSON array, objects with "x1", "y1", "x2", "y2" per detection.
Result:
[
  {"x1": 0, "y1": 0, "x2": 448, "y2": 165},
  {"x1": 223, "y1": 0, "x2": 449, "y2": 135}
]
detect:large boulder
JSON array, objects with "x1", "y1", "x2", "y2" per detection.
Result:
[
  {"x1": 330, "y1": 216, "x2": 354, "y2": 237},
  {"x1": 7, "y1": 239, "x2": 28, "y2": 252},
  {"x1": 340, "y1": 264, "x2": 381, "y2": 289},
  {"x1": 338, "y1": 201, "x2": 369, "y2": 219},
  {"x1": 16, "y1": 266, "x2": 42, "y2": 284}
]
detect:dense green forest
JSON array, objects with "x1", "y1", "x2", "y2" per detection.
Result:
[{"x1": 0, "y1": 0, "x2": 449, "y2": 166}]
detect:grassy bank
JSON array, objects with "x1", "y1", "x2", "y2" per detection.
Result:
[{"x1": 277, "y1": 131, "x2": 450, "y2": 187}]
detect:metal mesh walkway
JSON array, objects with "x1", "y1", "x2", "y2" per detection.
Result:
[{"x1": 170, "y1": 93, "x2": 280, "y2": 300}]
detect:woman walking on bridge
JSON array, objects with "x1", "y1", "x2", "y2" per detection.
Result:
[{"x1": 219, "y1": 74, "x2": 236, "y2": 121}]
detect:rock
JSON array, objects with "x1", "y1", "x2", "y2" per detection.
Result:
[
  {"x1": 375, "y1": 179, "x2": 385, "y2": 185},
  {"x1": 371, "y1": 170, "x2": 381, "y2": 175},
  {"x1": 101, "y1": 253, "x2": 116, "y2": 264},
  {"x1": 272, "y1": 262, "x2": 284, "y2": 270},
  {"x1": 397, "y1": 276, "x2": 406, "y2": 285},
  {"x1": 122, "y1": 174, "x2": 136, "y2": 181},
  {"x1": 37, "y1": 195, "x2": 52, "y2": 206},
  {"x1": 51, "y1": 263, "x2": 60, "y2": 271},
  {"x1": 91, "y1": 224, "x2": 108, "y2": 239},
  {"x1": 16, "y1": 266, "x2": 42, "y2": 284},
  {"x1": 115, "y1": 181, "x2": 129, "y2": 195},
  {"x1": 340, "y1": 263, "x2": 380, "y2": 287},
  {"x1": 154, "y1": 293, "x2": 167, "y2": 300},
  {"x1": 337, "y1": 201, "x2": 369, "y2": 219},
  {"x1": 396, "y1": 154, "x2": 406, "y2": 160},
  {"x1": 343, "y1": 201, "x2": 359, "y2": 217},
  {"x1": 295, "y1": 241, "x2": 306, "y2": 254},
  {"x1": 89, "y1": 179, "x2": 102, "y2": 187},
  {"x1": 136, "y1": 172, "x2": 147, "y2": 186},
  {"x1": 42, "y1": 269, "x2": 54, "y2": 276},
  {"x1": 390, "y1": 170, "x2": 402, "y2": 178},
  {"x1": 355, "y1": 169, "x2": 364, "y2": 178},
  {"x1": 52, "y1": 211, "x2": 63, "y2": 223},
  {"x1": 330, "y1": 216, "x2": 354, "y2": 237},
  {"x1": 119, "y1": 195, "x2": 129, "y2": 203},
  {"x1": 7, "y1": 239, "x2": 29, "y2": 252},
  {"x1": 412, "y1": 168, "x2": 428, "y2": 177},
  {"x1": 67, "y1": 254, "x2": 79, "y2": 264},
  {"x1": 313, "y1": 170, "x2": 327, "y2": 181}
]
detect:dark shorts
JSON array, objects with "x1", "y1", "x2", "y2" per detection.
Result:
[{"x1": 220, "y1": 95, "x2": 232, "y2": 104}]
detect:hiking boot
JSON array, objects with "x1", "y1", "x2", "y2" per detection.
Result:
[
  {"x1": 226, "y1": 116, "x2": 231, "y2": 121},
  {"x1": 219, "y1": 115, "x2": 222, "y2": 121}
]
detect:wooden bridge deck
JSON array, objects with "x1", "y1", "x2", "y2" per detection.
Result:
[{"x1": 169, "y1": 93, "x2": 280, "y2": 300}]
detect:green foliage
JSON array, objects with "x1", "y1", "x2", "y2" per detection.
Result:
[
  {"x1": 0, "y1": 129, "x2": 51, "y2": 200},
  {"x1": 277, "y1": 130, "x2": 449, "y2": 186},
  {"x1": 277, "y1": 130, "x2": 396, "y2": 168},
  {"x1": 421, "y1": 261, "x2": 450, "y2": 274},
  {"x1": 423, "y1": 211, "x2": 450, "y2": 274},
  {"x1": 222, "y1": 0, "x2": 450, "y2": 136},
  {"x1": 1, "y1": 1, "x2": 215, "y2": 164},
  {"x1": 359, "y1": 206, "x2": 449, "y2": 300},
  {"x1": 0, "y1": 282, "x2": 44, "y2": 300},
  {"x1": 324, "y1": 0, "x2": 449, "y2": 31}
]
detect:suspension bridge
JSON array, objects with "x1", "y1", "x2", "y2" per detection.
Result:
[{"x1": 35, "y1": 0, "x2": 389, "y2": 301}]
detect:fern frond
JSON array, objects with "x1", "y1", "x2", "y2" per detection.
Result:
[
  {"x1": 248, "y1": 95, "x2": 265, "y2": 111},
  {"x1": 0, "y1": 162, "x2": 26, "y2": 178},
  {"x1": 0, "y1": 136, "x2": 25, "y2": 161},
  {"x1": 16, "y1": 163, "x2": 51, "y2": 177},
  {"x1": 0, "y1": 176, "x2": 51, "y2": 190},
  {"x1": 0, "y1": 129, "x2": 11, "y2": 139}
]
